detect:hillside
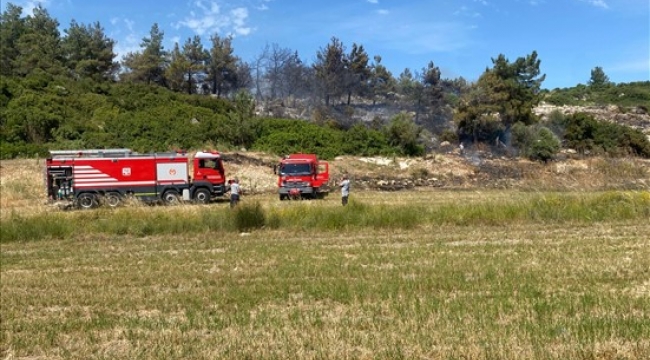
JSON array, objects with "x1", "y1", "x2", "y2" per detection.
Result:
[{"x1": 208, "y1": 151, "x2": 650, "y2": 195}]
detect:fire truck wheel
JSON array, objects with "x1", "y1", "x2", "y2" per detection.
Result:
[
  {"x1": 163, "y1": 190, "x2": 180, "y2": 205},
  {"x1": 78, "y1": 193, "x2": 98, "y2": 209},
  {"x1": 279, "y1": 194, "x2": 286, "y2": 201},
  {"x1": 194, "y1": 189, "x2": 210, "y2": 204},
  {"x1": 105, "y1": 192, "x2": 122, "y2": 207}
]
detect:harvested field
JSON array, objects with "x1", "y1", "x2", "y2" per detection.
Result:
[{"x1": 1, "y1": 156, "x2": 649, "y2": 359}]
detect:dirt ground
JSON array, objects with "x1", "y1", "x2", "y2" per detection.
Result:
[
  {"x1": 223, "y1": 151, "x2": 650, "y2": 194},
  {"x1": 1, "y1": 151, "x2": 648, "y2": 213}
]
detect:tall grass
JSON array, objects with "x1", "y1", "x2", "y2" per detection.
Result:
[{"x1": 2, "y1": 191, "x2": 648, "y2": 243}]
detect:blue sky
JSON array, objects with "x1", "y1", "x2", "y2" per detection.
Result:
[{"x1": 6, "y1": 0, "x2": 649, "y2": 89}]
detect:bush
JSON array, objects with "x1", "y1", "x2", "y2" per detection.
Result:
[
  {"x1": 564, "y1": 113, "x2": 650, "y2": 157},
  {"x1": 0, "y1": 142, "x2": 50, "y2": 159},
  {"x1": 253, "y1": 118, "x2": 345, "y2": 159},
  {"x1": 439, "y1": 129, "x2": 459, "y2": 143},
  {"x1": 512, "y1": 123, "x2": 560, "y2": 162},
  {"x1": 529, "y1": 127, "x2": 561, "y2": 162},
  {"x1": 384, "y1": 113, "x2": 424, "y2": 156}
]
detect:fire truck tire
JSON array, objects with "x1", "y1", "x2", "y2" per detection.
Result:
[
  {"x1": 194, "y1": 189, "x2": 211, "y2": 204},
  {"x1": 279, "y1": 194, "x2": 286, "y2": 201},
  {"x1": 105, "y1": 192, "x2": 122, "y2": 207},
  {"x1": 78, "y1": 193, "x2": 98, "y2": 209},
  {"x1": 162, "y1": 190, "x2": 180, "y2": 205}
]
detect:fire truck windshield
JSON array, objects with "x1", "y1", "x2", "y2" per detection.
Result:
[
  {"x1": 280, "y1": 163, "x2": 312, "y2": 175},
  {"x1": 199, "y1": 159, "x2": 221, "y2": 170}
]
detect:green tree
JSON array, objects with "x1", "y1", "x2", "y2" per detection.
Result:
[
  {"x1": 14, "y1": 5, "x2": 64, "y2": 76},
  {"x1": 222, "y1": 90, "x2": 260, "y2": 148},
  {"x1": 0, "y1": 3, "x2": 26, "y2": 76},
  {"x1": 62, "y1": 20, "x2": 117, "y2": 81},
  {"x1": 181, "y1": 35, "x2": 208, "y2": 94},
  {"x1": 422, "y1": 61, "x2": 443, "y2": 106},
  {"x1": 4, "y1": 91, "x2": 63, "y2": 143},
  {"x1": 165, "y1": 43, "x2": 190, "y2": 92},
  {"x1": 121, "y1": 23, "x2": 168, "y2": 85},
  {"x1": 205, "y1": 34, "x2": 238, "y2": 97},
  {"x1": 368, "y1": 55, "x2": 395, "y2": 105},
  {"x1": 314, "y1": 37, "x2": 346, "y2": 106},
  {"x1": 588, "y1": 66, "x2": 611, "y2": 87},
  {"x1": 456, "y1": 51, "x2": 546, "y2": 145},
  {"x1": 398, "y1": 68, "x2": 425, "y2": 120},
  {"x1": 343, "y1": 43, "x2": 371, "y2": 105}
]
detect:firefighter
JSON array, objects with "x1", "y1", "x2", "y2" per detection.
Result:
[
  {"x1": 230, "y1": 177, "x2": 241, "y2": 208},
  {"x1": 339, "y1": 174, "x2": 350, "y2": 206}
]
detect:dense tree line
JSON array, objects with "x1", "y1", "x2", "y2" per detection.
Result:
[{"x1": 1, "y1": 3, "x2": 648, "y2": 161}]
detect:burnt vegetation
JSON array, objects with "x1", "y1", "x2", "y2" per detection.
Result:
[{"x1": 1, "y1": 3, "x2": 649, "y2": 161}]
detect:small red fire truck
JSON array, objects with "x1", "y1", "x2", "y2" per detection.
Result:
[
  {"x1": 45, "y1": 148, "x2": 228, "y2": 208},
  {"x1": 274, "y1": 154, "x2": 329, "y2": 200}
]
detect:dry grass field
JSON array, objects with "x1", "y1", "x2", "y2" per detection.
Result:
[{"x1": 1, "y1": 157, "x2": 649, "y2": 359}]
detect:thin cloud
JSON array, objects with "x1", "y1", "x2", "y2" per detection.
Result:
[
  {"x1": 18, "y1": 0, "x2": 51, "y2": 16},
  {"x1": 109, "y1": 18, "x2": 140, "y2": 61},
  {"x1": 454, "y1": 6, "x2": 481, "y2": 17},
  {"x1": 340, "y1": 17, "x2": 473, "y2": 54},
  {"x1": 608, "y1": 58, "x2": 650, "y2": 74},
  {"x1": 579, "y1": 0, "x2": 609, "y2": 9},
  {"x1": 377, "y1": 9, "x2": 389, "y2": 15},
  {"x1": 176, "y1": 0, "x2": 253, "y2": 37},
  {"x1": 231, "y1": 7, "x2": 252, "y2": 36},
  {"x1": 367, "y1": 0, "x2": 379, "y2": 4}
]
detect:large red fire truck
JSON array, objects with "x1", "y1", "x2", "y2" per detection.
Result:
[
  {"x1": 274, "y1": 154, "x2": 330, "y2": 200},
  {"x1": 45, "y1": 148, "x2": 228, "y2": 209}
]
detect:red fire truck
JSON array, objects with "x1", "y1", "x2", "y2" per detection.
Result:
[
  {"x1": 45, "y1": 149, "x2": 228, "y2": 209},
  {"x1": 274, "y1": 154, "x2": 330, "y2": 200}
]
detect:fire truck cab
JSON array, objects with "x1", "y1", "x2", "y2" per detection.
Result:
[
  {"x1": 46, "y1": 149, "x2": 227, "y2": 208},
  {"x1": 274, "y1": 154, "x2": 329, "y2": 200}
]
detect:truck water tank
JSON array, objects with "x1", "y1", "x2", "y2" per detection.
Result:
[{"x1": 182, "y1": 189, "x2": 191, "y2": 201}]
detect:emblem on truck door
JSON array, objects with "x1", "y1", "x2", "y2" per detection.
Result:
[{"x1": 122, "y1": 167, "x2": 131, "y2": 176}]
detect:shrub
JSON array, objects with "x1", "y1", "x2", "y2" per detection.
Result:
[
  {"x1": 529, "y1": 127, "x2": 561, "y2": 162},
  {"x1": 564, "y1": 113, "x2": 650, "y2": 157},
  {"x1": 253, "y1": 118, "x2": 345, "y2": 159},
  {"x1": 439, "y1": 129, "x2": 459, "y2": 143},
  {"x1": 512, "y1": 123, "x2": 560, "y2": 162}
]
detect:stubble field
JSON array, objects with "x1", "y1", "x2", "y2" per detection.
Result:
[{"x1": 1, "y1": 158, "x2": 649, "y2": 359}]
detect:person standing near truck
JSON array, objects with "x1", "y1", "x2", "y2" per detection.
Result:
[
  {"x1": 230, "y1": 178, "x2": 240, "y2": 208},
  {"x1": 339, "y1": 175, "x2": 350, "y2": 206}
]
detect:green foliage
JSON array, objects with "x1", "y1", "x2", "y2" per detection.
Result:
[
  {"x1": 253, "y1": 118, "x2": 344, "y2": 159},
  {"x1": 0, "y1": 141, "x2": 49, "y2": 158},
  {"x1": 342, "y1": 123, "x2": 392, "y2": 156},
  {"x1": 383, "y1": 113, "x2": 424, "y2": 156},
  {"x1": 529, "y1": 127, "x2": 561, "y2": 162},
  {"x1": 1, "y1": 3, "x2": 647, "y2": 161},
  {"x1": 456, "y1": 51, "x2": 545, "y2": 144},
  {"x1": 543, "y1": 81, "x2": 650, "y2": 108},
  {"x1": 588, "y1": 66, "x2": 610, "y2": 88},
  {"x1": 223, "y1": 90, "x2": 261, "y2": 149},
  {"x1": 563, "y1": 113, "x2": 650, "y2": 157},
  {"x1": 121, "y1": 23, "x2": 167, "y2": 85},
  {"x1": 512, "y1": 123, "x2": 561, "y2": 162}
]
